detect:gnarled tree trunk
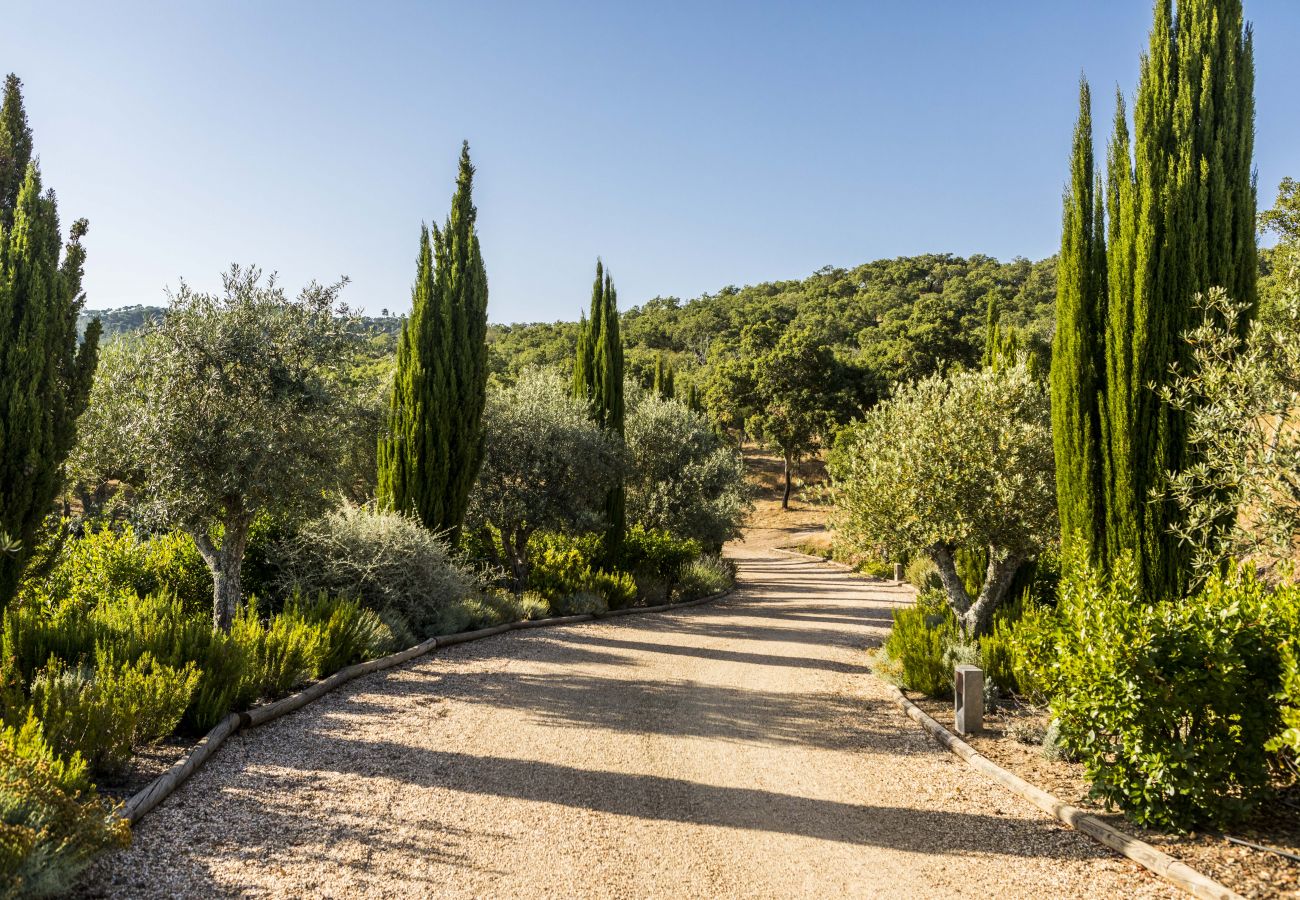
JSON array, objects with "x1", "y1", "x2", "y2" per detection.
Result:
[
  {"x1": 929, "y1": 543, "x2": 1023, "y2": 638},
  {"x1": 193, "y1": 515, "x2": 252, "y2": 632}
]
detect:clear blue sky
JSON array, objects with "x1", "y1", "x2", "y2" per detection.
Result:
[{"x1": 2, "y1": 1, "x2": 1297, "y2": 322}]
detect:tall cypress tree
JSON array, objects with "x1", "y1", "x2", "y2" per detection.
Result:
[
  {"x1": 0, "y1": 74, "x2": 100, "y2": 605},
  {"x1": 378, "y1": 142, "x2": 488, "y2": 542},
  {"x1": 1054, "y1": 0, "x2": 1255, "y2": 600},
  {"x1": 652, "y1": 353, "x2": 674, "y2": 399},
  {"x1": 574, "y1": 259, "x2": 625, "y2": 553},
  {"x1": 1051, "y1": 79, "x2": 1108, "y2": 565}
]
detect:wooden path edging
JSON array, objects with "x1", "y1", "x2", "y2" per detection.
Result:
[
  {"x1": 119, "y1": 587, "x2": 733, "y2": 825},
  {"x1": 881, "y1": 681, "x2": 1244, "y2": 900}
]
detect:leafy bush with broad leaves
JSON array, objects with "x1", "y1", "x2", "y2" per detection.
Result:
[
  {"x1": 274, "y1": 501, "x2": 477, "y2": 638},
  {"x1": 677, "y1": 555, "x2": 735, "y2": 601},
  {"x1": 877, "y1": 590, "x2": 958, "y2": 698},
  {"x1": 28, "y1": 650, "x2": 200, "y2": 774},
  {"x1": 624, "y1": 394, "x2": 751, "y2": 552},
  {"x1": 0, "y1": 716, "x2": 129, "y2": 899},
  {"x1": 1029, "y1": 552, "x2": 1289, "y2": 830}
]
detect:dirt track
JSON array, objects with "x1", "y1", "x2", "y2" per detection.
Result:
[{"x1": 85, "y1": 548, "x2": 1176, "y2": 898}]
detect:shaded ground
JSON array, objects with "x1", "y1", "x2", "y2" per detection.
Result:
[
  {"x1": 910, "y1": 692, "x2": 1300, "y2": 899},
  {"x1": 83, "y1": 550, "x2": 1177, "y2": 898}
]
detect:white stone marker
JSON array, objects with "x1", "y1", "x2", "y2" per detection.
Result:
[
  {"x1": 893, "y1": 562, "x2": 904, "y2": 583},
  {"x1": 954, "y1": 664, "x2": 983, "y2": 735}
]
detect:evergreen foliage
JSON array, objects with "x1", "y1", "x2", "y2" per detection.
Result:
[
  {"x1": 573, "y1": 260, "x2": 626, "y2": 553},
  {"x1": 377, "y1": 142, "x2": 489, "y2": 543},
  {"x1": 1051, "y1": 1, "x2": 1256, "y2": 600},
  {"x1": 0, "y1": 74, "x2": 100, "y2": 607},
  {"x1": 652, "y1": 353, "x2": 675, "y2": 398},
  {"x1": 1051, "y1": 80, "x2": 1108, "y2": 566}
]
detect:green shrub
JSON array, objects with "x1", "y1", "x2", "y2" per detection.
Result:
[
  {"x1": 1041, "y1": 554, "x2": 1287, "y2": 830},
  {"x1": 619, "y1": 525, "x2": 699, "y2": 604},
  {"x1": 275, "y1": 503, "x2": 477, "y2": 637},
  {"x1": 551, "y1": 591, "x2": 608, "y2": 616},
  {"x1": 29, "y1": 651, "x2": 200, "y2": 775},
  {"x1": 21, "y1": 524, "x2": 210, "y2": 615},
  {"x1": 232, "y1": 600, "x2": 324, "y2": 701},
  {"x1": 0, "y1": 715, "x2": 129, "y2": 899},
  {"x1": 1266, "y1": 601, "x2": 1300, "y2": 766},
  {"x1": 677, "y1": 555, "x2": 734, "y2": 600},
  {"x1": 904, "y1": 555, "x2": 941, "y2": 592},
  {"x1": 300, "y1": 593, "x2": 395, "y2": 673},
  {"x1": 881, "y1": 589, "x2": 957, "y2": 697},
  {"x1": 527, "y1": 533, "x2": 637, "y2": 609}
]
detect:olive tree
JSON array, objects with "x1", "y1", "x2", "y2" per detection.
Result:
[
  {"x1": 1160, "y1": 282, "x2": 1300, "y2": 582},
  {"x1": 467, "y1": 368, "x2": 621, "y2": 586},
  {"x1": 830, "y1": 363, "x2": 1056, "y2": 636},
  {"x1": 625, "y1": 394, "x2": 751, "y2": 552},
  {"x1": 73, "y1": 266, "x2": 352, "y2": 630}
]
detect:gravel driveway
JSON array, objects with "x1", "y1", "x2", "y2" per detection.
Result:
[{"x1": 83, "y1": 548, "x2": 1177, "y2": 898}]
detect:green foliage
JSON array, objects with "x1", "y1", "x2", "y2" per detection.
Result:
[
  {"x1": 20, "y1": 524, "x2": 210, "y2": 614},
  {"x1": 525, "y1": 532, "x2": 637, "y2": 610},
  {"x1": 230, "y1": 600, "x2": 323, "y2": 702},
  {"x1": 624, "y1": 394, "x2": 751, "y2": 552},
  {"x1": 1054, "y1": 1, "x2": 1257, "y2": 600},
  {"x1": 0, "y1": 715, "x2": 129, "y2": 900},
  {"x1": 619, "y1": 525, "x2": 699, "y2": 603},
  {"x1": 879, "y1": 590, "x2": 958, "y2": 698},
  {"x1": 710, "y1": 323, "x2": 856, "y2": 507},
  {"x1": 573, "y1": 259, "x2": 627, "y2": 555},
  {"x1": 0, "y1": 74, "x2": 100, "y2": 607},
  {"x1": 299, "y1": 593, "x2": 394, "y2": 674},
  {"x1": 469, "y1": 369, "x2": 623, "y2": 586},
  {"x1": 831, "y1": 363, "x2": 1056, "y2": 635},
  {"x1": 1159, "y1": 284, "x2": 1300, "y2": 582},
  {"x1": 1032, "y1": 554, "x2": 1287, "y2": 830},
  {"x1": 29, "y1": 651, "x2": 200, "y2": 774},
  {"x1": 904, "y1": 555, "x2": 941, "y2": 593},
  {"x1": 275, "y1": 502, "x2": 477, "y2": 638},
  {"x1": 71, "y1": 266, "x2": 355, "y2": 630},
  {"x1": 1050, "y1": 79, "x2": 1107, "y2": 567},
  {"x1": 378, "y1": 143, "x2": 489, "y2": 543},
  {"x1": 676, "y1": 555, "x2": 734, "y2": 601}
]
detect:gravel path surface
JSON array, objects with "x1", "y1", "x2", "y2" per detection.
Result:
[{"x1": 84, "y1": 548, "x2": 1178, "y2": 899}]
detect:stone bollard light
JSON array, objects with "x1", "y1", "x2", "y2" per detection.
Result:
[
  {"x1": 954, "y1": 665, "x2": 984, "y2": 735},
  {"x1": 893, "y1": 562, "x2": 904, "y2": 583}
]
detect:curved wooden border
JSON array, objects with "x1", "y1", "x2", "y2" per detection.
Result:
[
  {"x1": 119, "y1": 587, "x2": 733, "y2": 825},
  {"x1": 881, "y1": 681, "x2": 1243, "y2": 900}
]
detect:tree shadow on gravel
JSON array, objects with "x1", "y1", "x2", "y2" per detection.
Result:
[
  {"x1": 334, "y1": 664, "x2": 924, "y2": 754},
  {"x1": 298, "y1": 740, "x2": 1108, "y2": 861},
  {"x1": 75, "y1": 771, "x2": 502, "y2": 898}
]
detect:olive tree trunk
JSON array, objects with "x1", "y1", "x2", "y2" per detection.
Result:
[
  {"x1": 193, "y1": 515, "x2": 252, "y2": 632},
  {"x1": 929, "y1": 543, "x2": 1023, "y2": 638}
]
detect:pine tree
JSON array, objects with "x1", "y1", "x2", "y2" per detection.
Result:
[
  {"x1": 0, "y1": 74, "x2": 100, "y2": 605},
  {"x1": 377, "y1": 142, "x2": 488, "y2": 542},
  {"x1": 1050, "y1": 79, "x2": 1109, "y2": 565},
  {"x1": 574, "y1": 259, "x2": 625, "y2": 554},
  {"x1": 1054, "y1": 0, "x2": 1255, "y2": 600}
]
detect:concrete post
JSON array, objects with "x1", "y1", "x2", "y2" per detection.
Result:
[
  {"x1": 893, "y1": 562, "x2": 904, "y2": 583},
  {"x1": 954, "y1": 665, "x2": 983, "y2": 735}
]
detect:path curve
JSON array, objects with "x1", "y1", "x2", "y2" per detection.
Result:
[{"x1": 85, "y1": 548, "x2": 1176, "y2": 898}]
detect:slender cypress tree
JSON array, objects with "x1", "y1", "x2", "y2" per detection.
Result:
[
  {"x1": 0, "y1": 74, "x2": 100, "y2": 606},
  {"x1": 652, "y1": 353, "x2": 675, "y2": 399},
  {"x1": 1054, "y1": 0, "x2": 1255, "y2": 600},
  {"x1": 1050, "y1": 79, "x2": 1108, "y2": 565},
  {"x1": 574, "y1": 259, "x2": 625, "y2": 553},
  {"x1": 378, "y1": 142, "x2": 488, "y2": 542}
]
